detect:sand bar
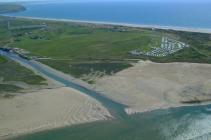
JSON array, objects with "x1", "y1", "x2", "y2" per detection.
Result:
[
  {"x1": 0, "y1": 87, "x2": 111, "y2": 139},
  {"x1": 94, "y1": 61, "x2": 211, "y2": 114}
]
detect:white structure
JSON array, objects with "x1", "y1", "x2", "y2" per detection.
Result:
[{"x1": 129, "y1": 37, "x2": 189, "y2": 57}]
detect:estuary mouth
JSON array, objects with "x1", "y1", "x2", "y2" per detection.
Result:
[{"x1": 1, "y1": 1, "x2": 211, "y2": 140}]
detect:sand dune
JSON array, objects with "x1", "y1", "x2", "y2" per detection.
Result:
[
  {"x1": 94, "y1": 61, "x2": 211, "y2": 114},
  {"x1": 0, "y1": 87, "x2": 111, "y2": 138}
]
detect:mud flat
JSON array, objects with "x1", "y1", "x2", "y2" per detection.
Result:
[
  {"x1": 94, "y1": 61, "x2": 211, "y2": 114},
  {"x1": 0, "y1": 87, "x2": 111, "y2": 139}
]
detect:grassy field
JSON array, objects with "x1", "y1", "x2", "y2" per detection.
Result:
[
  {"x1": 0, "y1": 56, "x2": 6, "y2": 63},
  {"x1": 0, "y1": 16, "x2": 211, "y2": 82},
  {"x1": 41, "y1": 60, "x2": 132, "y2": 83},
  {"x1": 8, "y1": 20, "x2": 162, "y2": 59},
  {"x1": 0, "y1": 56, "x2": 46, "y2": 94},
  {"x1": 0, "y1": 84, "x2": 22, "y2": 96},
  {"x1": 0, "y1": 3, "x2": 26, "y2": 14},
  {"x1": 0, "y1": 57, "x2": 46, "y2": 85}
]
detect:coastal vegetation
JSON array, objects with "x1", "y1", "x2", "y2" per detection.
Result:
[
  {"x1": 41, "y1": 60, "x2": 132, "y2": 83},
  {"x1": 0, "y1": 56, "x2": 6, "y2": 62},
  {"x1": 0, "y1": 58, "x2": 45, "y2": 85},
  {"x1": 0, "y1": 56, "x2": 46, "y2": 95},
  {"x1": 0, "y1": 16, "x2": 211, "y2": 83},
  {"x1": 0, "y1": 84, "x2": 22, "y2": 95}
]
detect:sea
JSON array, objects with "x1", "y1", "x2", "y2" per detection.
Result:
[
  {"x1": 7, "y1": 1, "x2": 211, "y2": 29},
  {"x1": 6, "y1": 1, "x2": 211, "y2": 140}
]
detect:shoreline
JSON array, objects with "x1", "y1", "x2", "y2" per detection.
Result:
[
  {"x1": 3, "y1": 103, "x2": 211, "y2": 140},
  {"x1": 3, "y1": 15, "x2": 211, "y2": 34},
  {"x1": 94, "y1": 61, "x2": 211, "y2": 115},
  {"x1": 0, "y1": 87, "x2": 112, "y2": 140},
  {"x1": 125, "y1": 102, "x2": 211, "y2": 115}
]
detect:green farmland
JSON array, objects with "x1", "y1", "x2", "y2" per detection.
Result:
[
  {"x1": 9, "y1": 22, "x2": 162, "y2": 59},
  {"x1": 1, "y1": 16, "x2": 211, "y2": 83}
]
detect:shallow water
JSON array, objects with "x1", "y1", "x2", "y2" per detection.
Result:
[
  {"x1": 9, "y1": 104, "x2": 211, "y2": 140},
  {"x1": 8, "y1": 1, "x2": 211, "y2": 29}
]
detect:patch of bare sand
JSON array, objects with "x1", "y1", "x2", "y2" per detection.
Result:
[
  {"x1": 0, "y1": 87, "x2": 111, "y2": 138},
  {"x1": 94, "y1": 61, "x2": 211, "y2": 114}
]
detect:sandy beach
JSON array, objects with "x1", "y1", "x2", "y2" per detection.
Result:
[
  {"x1": 4, "y1": 15, "x2": 211, "y2": 34},
  {"x1": 0, "y1": 87, "x2": 111, "y2": 139},
  {"x1": 94, "y1": 61, "x2": 211, "y2": 114}
]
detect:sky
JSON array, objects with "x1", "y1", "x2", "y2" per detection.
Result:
[{"x1": 0, "y1": 0, "x2": 210, "y2": 3}]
